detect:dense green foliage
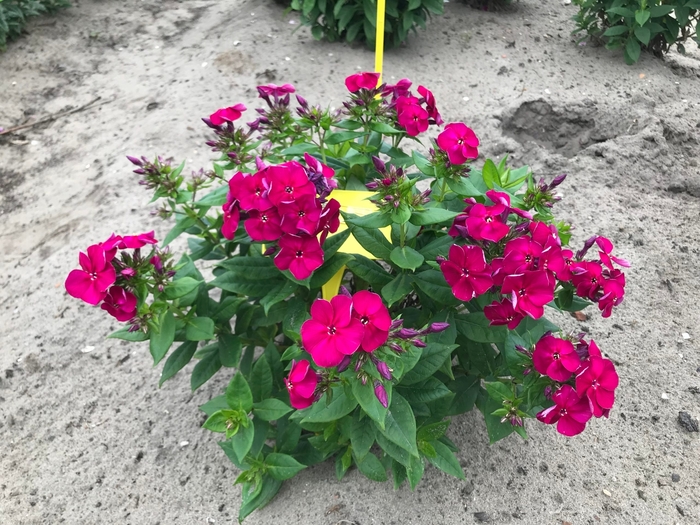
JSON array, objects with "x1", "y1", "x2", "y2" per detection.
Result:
[
  {"x1": 573, "y1": 0, "x2": 700, "y2": 64},
  {"x1": 0, "y1": 0, "x2": 70, "y2": 50},
  {"x1": 290, "y1": 0, "x2": 444, "y2": 47}
]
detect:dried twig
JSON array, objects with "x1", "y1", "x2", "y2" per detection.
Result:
[{"x1": 0, "y1": 97, "x2": 106, "y2": 136}]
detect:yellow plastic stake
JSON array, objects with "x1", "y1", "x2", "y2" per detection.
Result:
[
  {"x1": 374, "y1": 0, "x2": 386, "y2": 85},
  {"x1": 322, "y1": 2, "x2": 387, "y2": 301}
]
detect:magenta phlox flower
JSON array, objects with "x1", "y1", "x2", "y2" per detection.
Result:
[
  {"x1": 503, "y1": 237, "x2": 543, "y2": 274},
  {"x1": 274, "y1": 234, "x2": 324, "y2": 279},
  {"x1": 440, "y1": 245, "x2": 493, "y2": 301},
  {"x1": 101, "y1": 285, "x2": 138, "y2": 322},
  {"x1": 345, "y1": 72, "x2": 380, "y2": 92},
  {"x1": 397, "y1": 100, "x2": 429, "y2": 137},
  {"x1": 65, "y1": 244, "x2": 117, "y2": 305},
  {"x1": 532, "y1": 334, "x2": 581, "y2": 382},
  {"x1": 597, "y1": 273, "x2": 625, "y2": 318},
  {"x1": 537, "y1": 385, "x2": 592, "y2": 436},
  {"x1": 222, "y1": 198, "x2": 240, "y2": 241},
  {"x1": 285, "y1": 359, "x2": 319, "y2": 409},
  {"x1": 352, "y1": 290, "x2": 392, "y2": 352},
  {"x1": 100, "y1": 233, "x2": 122, "y2": 261},
  {"x1": 489, "y1": 257, "x2": 506, "y2": 286},
  {"x1": 464, "y1": 203, "x2": 510, "y2": 242},
  {"x1": 209, "y1": 104, "x2": 246, "y2": 126},
  {"x1": 571, "y1": 261, "x2": 603, "y2": 300},
  {"x1": 417, "y1": 85, "x2": 442, "y2": 125},
  {"x1": 278, "y1": 194, "x2": 322, "y2": 235},
  {"x1": 267, "y1": 162, "x2": 316, "y2": 206},
  {"x1": 301, "y1": 295, "x2": 365, "y2": 367},
  {"x1": 436, "y1": 123, "x2": 479, "y2": 165},
  {"x1": 233, "y1": 170, "x2": 272, "y2": 211},
  {"x1": 304, "y1": 152, "x2": 334, "y2": 180},
  {"x1": 554, "y1": 248, "x2": 575, "y2": 282},
  {"x1": 576, "y1": 352, "x2": 618, "y2": 418},
  {"x1": 535, "y1": 239, "x2": 565, "y2": 276},
  {"x1": 501, "y1": 270, "x2": 554, "y2": 319},
  {"x1": 258, "y1": 83, "x2": 295, "y2": 99},
  {"x1": 484, "y1": 299, "x2": 524, "y2": 329},
  {"x1": 245, "y1": 207, "x2": 283, "y2": 241},
  {"x1": 382, "y1": 78, "x2": 412, "y2": 102},
  {"x1": 318, "y1": 198, "x2": 341, "y2": 244},
  {"x1": 118, "y1": 231, "x2": 157, "y2": 250},
  {"x1": 529, "y1": 221, "x2": 560, "y2": 247}
]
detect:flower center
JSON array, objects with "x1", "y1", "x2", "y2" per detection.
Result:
[
  {"x1": 518, "y1": 288, "x2": 527, "y2": 297},
  {"x1": 255, "y1": 188, "x2": 263, "y2": 197},
  {"x1": 461, "y1": 268, "x2": 470, "y2": 277},
  {"x1": 485, "y1": 216, "x2": 493, "y2": 223},
  {"x1": 591, "y1": 277, "x2": 598, "y2": 284},
  {"x1": 559, "y1": 408, "x2": 568, "y2": 417},
  {"x1": 552, "y1": 352, "x2": 560, "y2": 361},
  {"x1": 90, "y1": 272, "x2": 98, "y2": 281},
  {"x1": 261, "y1": 214, "x2": 268, "y2": 222},
  {"x1": 298, "y1": 210, "x2": 305, "y2": 218},
  {"x1": 591, "y1": 380, "x2": 599, "y2": 389},
  {"x1": 328, "y1": 326, "x2": 337, "y2": 335},
  {"x1": 285, "y1": 186, "x2": 293, "y2": 194},
  {"x1": 360, "y1": 316, "x2": 369, "y2": 325},
  {"x1": 295, "y1": 250, "x2": 304, "y2": 258},
  {"x1": 525, "y1": 254, "x2": 532, "y2": 262}
]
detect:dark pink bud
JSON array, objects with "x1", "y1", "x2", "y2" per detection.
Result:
[
  {"x1": 428, "y1": 322, "x2": 449, "y2": 333},
  {"x1": 227, "y1": 152, "x2": 238, "y2": 160},
  {"x1": 296, "y1": 94, "x2": 308, "y2": 108},
  {"x1": 263, "y1": 246, "x2": 277, "y2": 256},
  {"x1": 337, "y1": 355, "x2": 352, "y2": 373},
  {"x1": 549, "y1": 173, "x2": 567, "y2": 189},
  {"x1": 436, "y1": 255, "x2": 447, "y2": 263},
  {"x1": 543, "y1": 386, "x2": 553, "y2": 400},
  {"x1": 339, "y1": 285, "x2": 352, "y2": 298},
  {"x1": 389, "y1": 319, "x2": 404, "y2": 330},
  {"x1": 374, "y1": 381, "x2": 388, "y2": 408},
  {"x1": 388, "y1": 342, "x2": 403, "y2": 353},
  {"x1": 396, "y1": 328, "x2": 421, "y2": 339},
  {"x1": 121, "y1": 267, "x2": 136, "y2": 279},
  {"x1": 126, "y1": 155, "x2": 143, "y2": 166},
  {"x1": 376, "y1": 361, "x2": 392, "y2": 381},
  {"x1": 372, "y1": 156, "x2": 386, "y2": 173},
  {"x1": 365, "y1": 181, "x2": 379, "y2": 190},
  {"x1": 133, "y1": 168, "x2": 146, "y2": 175},
  {"x1": 411, "y1": 339, "x2": 426, "y2": 348},
  {"x1": 355, "y1": 359, "x2": 363, "y2": 372},
  {"x1": 150, "y1": 255, "x2": 163, "y2": 273},
  {"x1": 361, "y1": 375, "x2": 368, "y2": 386}
]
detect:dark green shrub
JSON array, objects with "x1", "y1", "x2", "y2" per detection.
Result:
[
  {"x1": 290, "y1": 0, "x2": 444, "y2": 47},
  {"x1": 0, "y1": 0, "x2": 70, "y2": 50},
  {"x1": 573, "y1": 0, "x2": 700, "y2": 64}
]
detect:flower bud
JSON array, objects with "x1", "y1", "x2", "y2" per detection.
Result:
[
  {"x1": 336, "y1": 355, "x2": 352, "y2": 373},
  {"x1": 428, "y1": 322, "x2": 450, "y2": 333},
  {"x1": 376, "y1": 361, "x2": 392, "y2": 381},
  {"x1": 388, "y1": 342, "x2": 403, "y2": 353},
  {"x1": 262, "y1": 246, "x2": 277, "y2": 256},
  {"x1": 296, "y1": 94, "x2": 308, "y2": 108},
  {"x1": 389, "y1": 318, "x2": 404, "y2": 330},
  {"x1": 365, "y1": 181, "x2": 379, "y2": 190},
  {"x1": 374, "y1": 381, "x2": 388, "y2": 408},
  {"x1": 121, "y1": 267, "x2": 136, "y2": 279},
  {"x1": 549, "y1": 173, "x2": 567, "y2": 190},
  {"x1": 411, "y1": 339, "x2": 426, "y2": 348},
  {"x1": 126, "y1": 155, "x2": 143, "y2": 166},
  {"x1": 371, "y1": 156, "x2": 386, "y2": 174},
  {"x1": 396, "y1": 328, "x2": 421, "y2": 339}
]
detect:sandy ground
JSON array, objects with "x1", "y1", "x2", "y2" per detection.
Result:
[{"x1": 1, "y1": 0, "x2": 700, "y2": 523}]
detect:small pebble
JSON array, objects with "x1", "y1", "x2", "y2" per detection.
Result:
[
  {"x1": 661, "y1": 392, "x2": 669, "y2": 400},
  {"x1": 81, "y1": 346, "x2": 95, "y2": 353},
  {"x1": 603, "y1": 489, "x2": 611, "y2": 497},
  {"x1": 179, "y1": 441, "x2": 189, "y2": 447},
  {"x1": 672, "y1": 473, "x2": 680, "y2": 482},
  {"x1": 681, "y1": 332, "x2": 690, "y2": 340}
]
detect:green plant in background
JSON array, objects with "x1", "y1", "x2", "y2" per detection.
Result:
[
  {"x1": 0, "y1": 0, "x2": 70, "y2": 50},
  {"x1": 573, "y1": 0, "x2": 700, "y2": 64},
  {"x1": 290, "y1": 0, "x2": 444, "y2": 47}
]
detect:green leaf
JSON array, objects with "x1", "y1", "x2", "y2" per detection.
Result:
[
  {"x1": 603, "y1": 25, "x2": 630, "y2": 37},
  {"x1": 325, "y1": 130, "x2": 367, "y2": 145},
  {"x1": 149, "y1": 310, "x2": 176, "y2": 365},
  {"x1": 607, "y1": 6, "x2": 634, "y2": 17},
  {"x1": 355, "y1": 452, "x2": 388, "y2": 481},
  {"x1": 426, "y1": 440, "x2": 465, "y2": 480},
  {"x1": 350, "y1": 410, "x2": 376, "y2": 460},
  {"x1": 412, "y1": 150, "x2": 434, "y2": 176},
  {"x1": 301, "y1": 387, "x2": 358, "y2": 423},
  {"x1": 485, "y1": 381, "x2": 513, "y2": 402},
  {"x1": 476, "y1": 389, "x2": 516, "y2": 443},
  {"x1": 482, "y1": 159, "x2": 500, "y2": 189},
  {"x1": 265, "y1": 453, "x2": 306, "y2": 480},
  {"x1": 400, "y1": 343, "x2": 457, "y2": 385},
  {"x1": 445, "y1": 176, "x2": 482, "y2": 197},
  {"x1": 253, "y1": 399, "x2": 292, "y2": 421},
  {"x1": 380, "y1": 392, "x2": 418, "y2": 457},
  {"x1": 635, "y1": 9, "x2": 650, "y2": 27},
  {"x1": 389, "y1": 246, "x2": 424, "y2": 270},
  {"x1": 250, "y1": 356, "x2": 273, "y2": 403},
  {"x1": 405, "y1": 454, "x2": 424, "y2": 490},
  {"x1": 210, "y1": 271, "x2": 285, "y2": 297},
  {"x1": 260, "y1": 280, "x2": 297, "y2": 316},
  {"x1": 237, "y1": 475, "x2": 282, "y2": 522},
  {"x1": 349, "y1": 224, "x2": 393, "y2": 260},
  {"x1": 347, "y1": 254, "x2": 393, "y2": 288},
  {"x1": 345, "y1": 211, "x2": 393, "y2": 229},
  {"x1": 381, "y1": 273, "x2": 414, "y2": 307},
  {"x1": 202, "y1": 409, "x2": 236, "y2": 433},
  {"x1": 413, "y1": 270, "x2": 460, "y2": 305},
  {"x1": 283, "y1": 298, "x2": 310, "y2": 341},
  {"x1": 159, "y1": 341, "x2": 197, "y2": 386},
  {"x1": 417, "y1": 235, "x2": 453, "y2": 262},
  {"x1": 191, "y1": 350, "x2": 222, "y2": 391},
  {"x1": 199, "y1": 395, "x2": 228, "y2": 416},
  {"x1": 321, "y1": 228, "x2": 352, "y2": 260},
  {"x1": 185, "y1": 316, "x2": 215, "y2": 341},
  {"x1": 649, "y1": 5, "x2": 674, "y2": 17},
  {"x1": 108, "y1": 326, "x2": 149, "y2": 342},
  {"x1": 447, "y1": 375, "x2": 480, "y2": 416},
  {"x1": 417, "y1": 420, "x2": 450, "y2": 442},
  {"x1": 309, "y1": 253, "x2": 354, "y2": 289},
  {"x1": 408, "y1": 208, "x2": 461, "y2": 226},
  {"x1": 218, "y1": 333, "x2": 242, "y2": 368},
  {"x1": 625, "y1": 36, "x2": 642, "y2": 64},
  {"x1": 352, "y1": 379, "x2": 388, "y2": 429},
  {"x1": 336, "y1": 447, "x2": 353, "y2": 480},
  {"x1": 634, "y1": 25, "x2": 651, "y2": 45},
  {"x1": 231, "y1": 420, "x2": 254, "y2": 462},
  {"x1": 164, "y1": 276, "x2": 201, "y2": 299},
  {"x1": 396, "y1": 377, "x2": 451, "y2": 404},
  {"x1": 162, "y1": 216, "x2": 196, "y2": 247},
  {"x1": 193, "y1": 185, "x2": 228, "y2": 207},
  {"x1": 456, "y1": 313, "x2": 507, "y2": 343},
  {"x1": 226, "y1": 372, "x2": 254, "y2": 412},
  {"x1": 369, "y1": 121, "x2": 401, "y2": 135},
  {"x1": 515, "y1": 316, "x2": 559, "y2": 345}
]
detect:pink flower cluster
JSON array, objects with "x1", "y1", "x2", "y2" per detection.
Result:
[
  {"x1": 285, "y1": 359, "x2": 320, "y2": 409},
  {"x1": 300, "y1": 291, "x2": 391, "y2": 368},
  {"x1": 221, "y1": 153, "x2": 341, "y2": 280},
  {"x1": 374, "y1": 77, "x2": 442, "y2": 137},
  {"x1": 65, "y1": 232, "x2": 157, "y2": 322},
  {"x1": 440, "y1": 190, "x2": 628, "y2": 325},
  {"x1": 534, "y1": 335, "x2": 619, "y2": 436}
]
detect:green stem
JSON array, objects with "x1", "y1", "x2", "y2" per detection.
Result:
[{"x1": 400, "y1": 222, "x2": 406, "y2": 248}]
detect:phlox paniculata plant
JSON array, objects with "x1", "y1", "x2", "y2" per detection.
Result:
[{"x1": 65, "y1": 72, "x2": 628, "y2": 520}]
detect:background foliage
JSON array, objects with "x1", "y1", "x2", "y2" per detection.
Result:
[{"x1": 0, "y1": 0, "x2": 70, "y2": 50}]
